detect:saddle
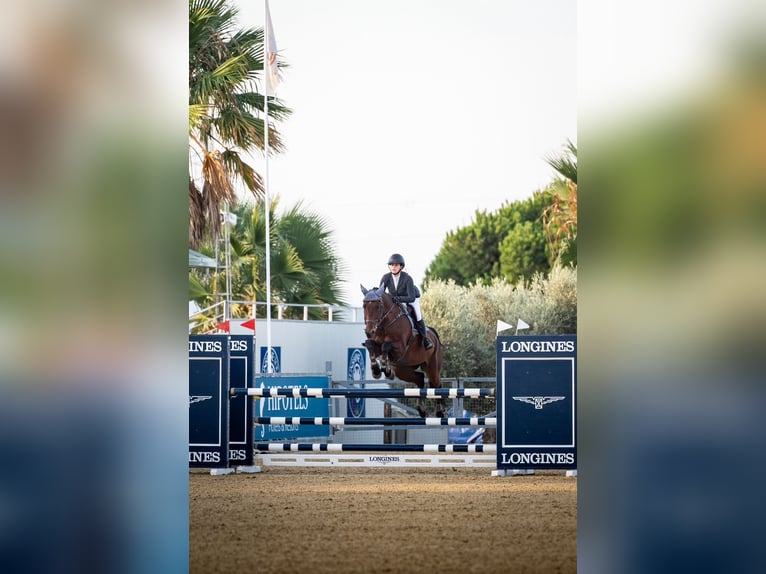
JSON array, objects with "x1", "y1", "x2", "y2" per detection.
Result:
[{"x1": 398, "y1": 303, "x2": 416, "y2": 331}]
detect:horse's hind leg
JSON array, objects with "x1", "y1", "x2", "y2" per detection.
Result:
[
  {"x1": 414, "y1": 371, "x2": 428, "y2": 417},
  {"x1": 425, "y1": 362, "x2": 445, "y2": 417},
  {"x1": 416, "y1": 398, "x2": 427, "y2": 418},
  {"x1": 397, "y1": 367, "x2": 428, "y2": 416}
]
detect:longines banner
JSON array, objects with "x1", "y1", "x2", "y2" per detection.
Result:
[
  {"x1": 496, "y1": 335, "x2": 577, "y2": 470},
  {"x1": 227, "y1": 335, "x2": 255, "y2": 467},
  {"x1": 189, "y1": 335, "x2": 229, "y2": 469}
]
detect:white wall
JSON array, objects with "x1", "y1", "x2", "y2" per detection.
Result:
[{"x1": 230, "y1": 317, "x2": 371, "y2": 381}]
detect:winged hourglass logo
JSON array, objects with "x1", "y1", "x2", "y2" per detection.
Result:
[
  {"x1": 188, "y1": 395, "x2": 213, "y2": 407},
  {"x1": 511, "y1": 396, "x2": 566, "y2": 410}
]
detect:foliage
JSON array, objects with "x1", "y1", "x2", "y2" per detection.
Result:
[
  {"x1": 542, "y1": 140, "x2": 577, "y2": 266},
  {"x1": 421, "y1": 265, "x2": 577, "y2": 377},
  {"x1": 498, "y1": 219, "x2": 549, "y2": 283},
  {"x1": 189, "y1": 0, "x2": 291, "y2": 246},
  {"x1": 424, "y1": 191, "x2": 553, "y2": 286},
  {"x1": 189, "y1": 197, "x2": 347, "y2": 327}
]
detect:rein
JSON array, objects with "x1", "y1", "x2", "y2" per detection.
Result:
[
  {"x1": 365, "y1": 298, "x2": 407, "y2": 335},
  {"x1": 364, "y1": 296, "x2": 419, "y2": 363}
]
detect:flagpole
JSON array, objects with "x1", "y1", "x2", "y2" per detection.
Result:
[{"x1": 264, "y1": 0, "x2": 273, "y2": 373}]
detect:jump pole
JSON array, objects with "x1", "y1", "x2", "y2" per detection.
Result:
[{"x1": 232, "y1": 387, "x2": 494, "y2": 398}]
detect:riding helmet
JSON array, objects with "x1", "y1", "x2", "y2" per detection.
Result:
[{"x1": 388, "y1": 253, "x2": 405, "y2": 267}]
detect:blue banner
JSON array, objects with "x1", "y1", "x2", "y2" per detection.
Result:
[
  {"x1": 188, "y1": 335, "x2": 229, "y2": 468},
  {"x1": 255, "y1": 375, "x2": 331, "y2": 440},
  {"x1": 496, "y1": 335, "x2": 577, "y2": 470},
  {"x1": 259, "y1": 346, "x2": 281, "y2": 373},
  {"x1": 346, "y1": 348, "x2": 366, "y2": 418}
]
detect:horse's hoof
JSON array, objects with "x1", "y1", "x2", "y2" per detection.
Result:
[
  {"x1": 385, "y1": 370, "x2": 394, "y2": 380},
  {"x1": 371, "y1": 370, "x2": 381, "y2": 379}
]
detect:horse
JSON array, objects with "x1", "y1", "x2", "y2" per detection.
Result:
[{"x1": 360, "y1": 284, "x2": 445, "y2": 417}]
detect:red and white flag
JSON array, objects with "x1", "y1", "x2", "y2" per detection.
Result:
[{"x1": 265, "y1": 0, "x2": 279, "y2": 95}]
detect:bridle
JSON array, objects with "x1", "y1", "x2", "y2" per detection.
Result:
[{"x1": 363, "y1": 296, "x2": 406, "y2": 337}]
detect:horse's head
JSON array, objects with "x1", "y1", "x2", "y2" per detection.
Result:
[{"x1": 360, "y1": 284, "x2": 388, "y2": 338}]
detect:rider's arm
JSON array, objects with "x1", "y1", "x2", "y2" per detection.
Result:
[{"x1": 396, "y1": 274, "x2": 417, "y2": 304}]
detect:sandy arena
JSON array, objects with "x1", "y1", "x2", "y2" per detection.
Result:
[{"x1": 190, "y1": 466, "x2": 576, "y2": 573}]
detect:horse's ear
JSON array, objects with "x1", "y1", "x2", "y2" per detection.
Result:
[
  {"x1": 375, "y1": 285, "x2": 385, "y2": 297},
  {"x1": 360, "y1": 284, "x2": 368, "y2": 295}
]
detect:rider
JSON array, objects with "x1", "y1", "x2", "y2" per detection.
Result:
[{"x1": 379, "y1": 253, "x2": 433, "y2": 350}]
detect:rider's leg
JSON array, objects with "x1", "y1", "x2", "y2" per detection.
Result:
[{"x1": 410, "y1": 299, "x2": 434, "y2": 350}]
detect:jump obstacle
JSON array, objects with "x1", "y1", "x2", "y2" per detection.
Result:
[
  {"x1": 233, "y1": 384, "x2": 497, "y2": 468},
  {"x1": 189, "y1": 334, "x2": 577, "y2": 473}
]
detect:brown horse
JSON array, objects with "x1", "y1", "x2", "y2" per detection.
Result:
[{"x1": 360, "y1": 284, "x2": 445, "y2": 417}]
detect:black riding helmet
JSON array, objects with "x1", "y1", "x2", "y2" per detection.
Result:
[{"x1": 387, "y1": 253, "x2": 405, "y2": 268}]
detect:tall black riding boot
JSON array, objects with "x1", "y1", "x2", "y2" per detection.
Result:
[{"x1": 417, "y1": 320, "x2": 434, "y2": 350}]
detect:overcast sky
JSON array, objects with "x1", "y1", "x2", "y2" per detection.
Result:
[{"x1": 233, "y1": 0, "x2": 577, "y2": 305}]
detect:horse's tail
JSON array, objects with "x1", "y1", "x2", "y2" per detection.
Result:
[{"x1": 428, "y1": 326, "x2": 441, "y2": 343}]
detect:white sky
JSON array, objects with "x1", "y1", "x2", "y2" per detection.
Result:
[{"x1": 233, "y1": 0, "x2": 577, "y2": 305}]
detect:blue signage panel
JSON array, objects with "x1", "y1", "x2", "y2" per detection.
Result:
[
  {"x1": 189, "y1": 335, "x2": 229, "y2": 468},
  {"x1": 255, "y1": 375, "x2": 331, "y2": 440},
  {"x1": 259, "y1": 346, "x2": 281, "y2": 373},
  {"x1": 496, "y1": 335, "x2": 576, "y2": 470},
  {"x1": 346, "y1": 348, "x2": 366, "y2": 418},
  {"x1": 227, "y1": 336, "x2": 254, "y2": 466}
]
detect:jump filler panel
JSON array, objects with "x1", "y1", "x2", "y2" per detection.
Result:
[{"x1": 496, "y1": 336, "x2": 576, "y2": 470}]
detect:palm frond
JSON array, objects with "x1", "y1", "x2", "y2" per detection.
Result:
[{"x1": 544, "y1": 139, "x2": 577, "y2": 184}]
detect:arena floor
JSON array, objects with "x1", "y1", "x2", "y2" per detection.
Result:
[{"x1": 189, "y1": 467, "x2": 577, "y2": 573}]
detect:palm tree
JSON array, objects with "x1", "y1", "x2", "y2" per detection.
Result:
[
  {"x1": 189, "y1": 0, "x2": 291, "y2": 247},
  {"x1": 542, "y1": 140, "x2": 577, "y2": 266},
  {"x1": 190, "y1": 198, "x2": 348, "y2": 327}
]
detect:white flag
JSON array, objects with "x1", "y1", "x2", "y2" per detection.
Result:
[
  {"x1": 265, "y1": 0, "x2": 279, "y2": 95},
  {"x1": 516, "y1": 318, "x2": 530, "y2": 331},
  {"x1": 496, "y1": 320, "x2": 513, "y2": 334}
]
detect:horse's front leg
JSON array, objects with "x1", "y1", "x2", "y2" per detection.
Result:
[
  {"x1": 370, "y1": 357, "x2": 382, "y2": 379},
  {"x1": 363, "y1": 339, "x2": 384, "y2": 379},
  {"x1": 380, "y1": 342, "x2": 394, "y2": 379}
]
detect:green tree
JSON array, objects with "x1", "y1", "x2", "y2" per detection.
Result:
[
  {"x1": 423, "y1": 210, "x2": 502, "y2": 286},
  {"x1": 188, "y1": 0, "x2": 291, "y2": 247},
  {"x1": 424, "y1": 192, "x2": 552, "y2": 286},
  {"x1": 498, "y1": 219, "x2": 549, "y2": 283},
  {"x1": 190, "y1": 198, "x2": 347, "y2": 324}
]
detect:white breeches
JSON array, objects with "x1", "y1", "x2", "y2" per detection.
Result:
[{"x1": 409, "y1": 298, "x2": 423, "y2": 321}]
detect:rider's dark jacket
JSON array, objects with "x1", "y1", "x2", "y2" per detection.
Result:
[{"x1": 379, "y1": 271, "x2": 420, "y2": 304}]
